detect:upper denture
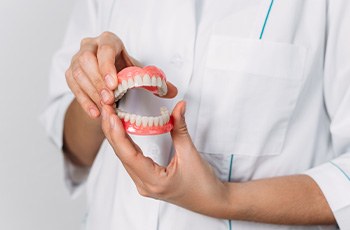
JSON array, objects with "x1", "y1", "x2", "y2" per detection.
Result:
[{"x1": 114, "y1": 65, "x2": 168, "y2": 102}]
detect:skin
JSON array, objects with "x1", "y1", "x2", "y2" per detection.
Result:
[
  {"x1": 64, "y1": 32, "x2": 177, "y2": 166},
  {"x1": 64, "y1": 31, "x2": 336, "y2": 225},
  {"x1": 101, "y1": 102, "x2": 336, "y2": 225}
]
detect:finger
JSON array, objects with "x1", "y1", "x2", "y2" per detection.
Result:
[
  {"x1": 79, "y1": 43, "x2": 115, "y2": 105},
  {"x1": 97, "y1": 32, "x2": 134, "y2": 90},
  {"x1": 101, "y1": 104, "x2": 148, "y2": 164},
  {"x1": 97, "y1": 34, "x2": 120, "y2": 90},
  {"x1": 98, "y1": 116, "x2": 149, "y2": 191},
  {"x1": 101, "y1": 105, "x2": 167, "y2": 179},
  {"x1": 170, "y1": 101, "x2": 195, "y2": 152},
  {"x1": 167, "y1": 101, "x2": 199, "y2": 176},
  {"x1": 71, "y1": 65, "x2": 103, "y2": 108},
  {"x1": 66, "y1": 71, "x2": 100, "y2": 118}
]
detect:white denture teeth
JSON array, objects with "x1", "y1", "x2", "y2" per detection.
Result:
[
  {"x1": 117, "y1": 84, "x2": 123, "y2": 93},
  {"x1": 114, "y1": 87, "x2": 120, "y2": 98},
  {"x1": 114, "y1": 74, "x2": 169, "y2": 102},
  {"x1": 154, "y1": 117, "x2": 160, "y2": 126},
  {"x1": 151, "y1": 76, "x2": 157, "y2": 86},
  {"x1": 130, "y1": 114, "x2": 136, "y2": 124},
  {"x1": 115, "y1": 83, "x2": 126, "y2": 101},
  {"x1": 161, "y1": 79, "x2": 167, "y2": 92},
  {"x1": 117, "y1": 111, "x2": 125, "y2": 119},
  {"x1": 115, "y1": 91, "x2": 126, "y2": 102},
  {"x1": 156, "y1": 77, "x2": 162, "y2": 87},
  {"x1": 134, "y1": 75, "x2": 143, "y2": 87},
  {"x1": 162, "y1": 114, "x2": 168, "y2": 123},
  {"x1": 124, "y1": 113, "x2": 130, "y2": 122},
  {"x1": 148, "y1": 117, "x2": 154, "y2": 127},
  {"x1": 143, "y1": 74, "x2": 151, "y2": 86},
  {"x1": 158, "y1": 79, "x2": 168, "y2": 96},
  {"x1": 127, "y1": 78, "x2": 134, "y2": 88},
  {"x1": 141, "y1": 116, "x2": 148, "y2": 127},
  {"x1": 122, "y1": 80, "x2": 128, "y2": 90},
  {"x1": 135, "y1": 115, "x2": 142, "y2": 127},
  {"x1": 159, "y1": 117, "x2": 164, "y2": 126},
  {"x1": 114, "y1": 106, "x2": 171, "y2": 129}
]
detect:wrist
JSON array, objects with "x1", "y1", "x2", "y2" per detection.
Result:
[
  {"x1": 63, "y1": 99, "x2": 105, "y2": 167},
  {"x1": 223, "y1": 182, "x2": 247, "y2": 221},
  {"x1": 71, "y1": 99, "x2": 104, "y2": 133},
  {"x1": 223, "y1": 182, "x2": 236, "y2": 220}
]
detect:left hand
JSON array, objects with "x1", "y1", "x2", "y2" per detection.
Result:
[{"x1": 101, "y1": 101, "x2": 230, "y2": 218}]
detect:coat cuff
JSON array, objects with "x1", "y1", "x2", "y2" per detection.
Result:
[
  {"x1": 40, "y1": 93, "x2": 74, "y2": 149},
  {"x1": 304, "y1": 155, "x2": 350, "y2": 229},
  {"x1": 63, "y1": 155, "x2": 90, "y2": 198}
]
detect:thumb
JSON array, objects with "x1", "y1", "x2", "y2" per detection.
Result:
[{"x1": 171, "y1": 101, "x2": 195, "y2": 152}]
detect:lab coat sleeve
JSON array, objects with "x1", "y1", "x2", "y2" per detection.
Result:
[
  {"x1": 40, "y1": 0, "x2": 99, "y2": 197},
  {"x1": 303, "y1": 1, "x2": 350, "y2": 228}
]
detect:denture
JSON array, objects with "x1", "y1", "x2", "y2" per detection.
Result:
[{"x1": 114, "y1": 66, "x2": 173, "y2": 135}]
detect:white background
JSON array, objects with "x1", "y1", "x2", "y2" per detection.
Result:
[{"x1": 0, "y1": 0, "x2": 85, "y2": 229}]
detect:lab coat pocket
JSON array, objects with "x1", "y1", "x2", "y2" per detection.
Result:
[{"x1": 194, "y1": 36, "x2": 307, "y2": 156}]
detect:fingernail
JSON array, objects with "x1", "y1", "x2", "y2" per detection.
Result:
[
  {"x1": 101, "y1": 89, "x2": 111, "y2": 103},
  {"x1": 109, "y1": 116, "x2": 115, "y2": 129},
  {"x1": 105, "y1": 74, "x2": 115, "y2": 88},
  {"x1": 89, "y1": 108, "x2": 99, "y2": 118}
]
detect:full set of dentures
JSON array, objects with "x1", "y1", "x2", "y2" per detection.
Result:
[{"x1": 114, "y1": 66, "x2": 174, "y2": 135}]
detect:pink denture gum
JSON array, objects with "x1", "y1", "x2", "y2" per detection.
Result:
[{"x1": 114, "y1": 66, "x2": 174, "y2": 135}]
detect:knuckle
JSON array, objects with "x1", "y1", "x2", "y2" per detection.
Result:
[
  {"x1": 65, "y1": 69, "x2": 71, "y2": 80},
  {"x1": 79, "y1": 50, "x2": 95, "y2": 65},
  {"x1": 71, "y1": 53, "x2": 79, "y2": 63},
  {"x1": 72, "y1": 67, "x2": 84, "y2": 81},
  {"x1": 91, "y1": 76, "x2": 106, "y2": 91},
  {"x1": 100, "y1": 31, "x2": 115, "y2": 39},
  {"x1": 74, "y1": 88, "x2": 85, "y2": 100},
  {"x1": 80, "y1": 37, "x2": 93, "y2": 47},
  {"x1": 91, "y1": 90, "x2": 102, "y2": 102},
  {"x1": 99, "y1": 44, "x2": 116, "y2": 56},
  {"x1": 100, "y1": 31, "x2": 122, "y2": 45},
  {"x1": 99, "y1": 62, "x2": 112, "y2": 74}
]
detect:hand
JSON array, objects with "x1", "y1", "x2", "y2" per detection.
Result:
[
  {"x1": 65, "y1": 31, "x2": 178, "y2": 119},
  {"x1": 65, "y1": 31, "x2": 134, "y2": 119},
  {"x1": 101, "y1": 101, "x2": 230, "y2": 218}
]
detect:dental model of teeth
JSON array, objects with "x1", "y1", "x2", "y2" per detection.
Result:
[{"x1": 114, "y1": 66, "x2": 174, "y2": 135}]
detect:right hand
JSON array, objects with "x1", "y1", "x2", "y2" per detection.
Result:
[{"x1": 65, "y1": 31, "x2": 134, "y2": 119}]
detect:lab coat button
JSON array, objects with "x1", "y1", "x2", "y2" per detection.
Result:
[
  {"x1": 148, "y1": 143, "x2": 160, "y2": 156},
  {"x1": 170, "y1": 54, "x2": 184, "y2": 67},
  {"x1": 147, "y1": 143, "x2": 166, "y2": 165}
]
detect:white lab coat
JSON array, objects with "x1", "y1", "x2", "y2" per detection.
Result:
[{"x1": 41, "y1": 0, "x2": 350, "y2": 229}]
